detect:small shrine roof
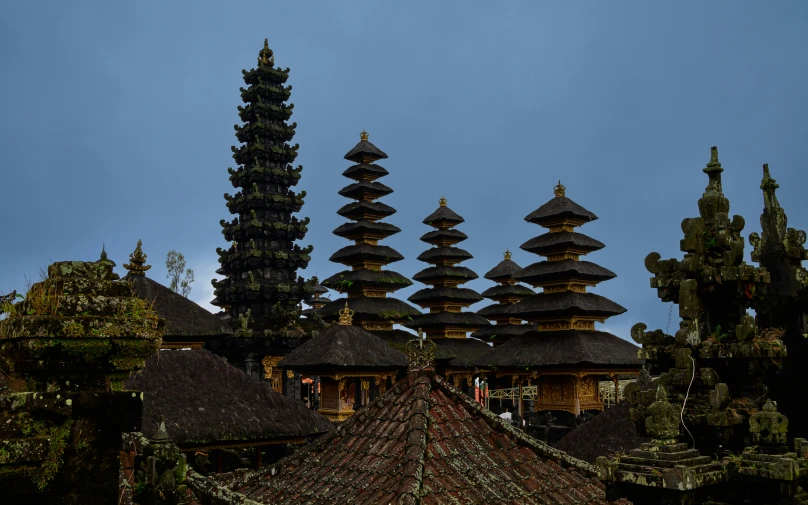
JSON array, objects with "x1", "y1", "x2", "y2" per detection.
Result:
[
  {"x1": 476, "y1": 330, "x2": 640, "y2": 369},
  {"x1": 343, "y1": 132, "x2": 389, "y2": 163},
  {"x1": 521, "y1": 231, "x2": 605, "y2": 256},
  {"x1": 525, "y1": 197, "x2": 598, "y2": 226},
  {"x1": 197, "y1": 368, "x2": 626, "y2": 504},
  {"x1": 125, "y1": 349, "x2": 332, "y2": 446},
  {"x1": 422, "y1": 204, "x2": 465, "y2": 226},
  {"x1": 483, "y1": 256, "x2": 524, "y2": 281},
  {"x1": 516, "y1": 259, "x2": 617, "y2": 285}
]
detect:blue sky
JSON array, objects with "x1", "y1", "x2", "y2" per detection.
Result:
[{"x1": 1, "y1": 1, "x2": 806, "y2": 341}]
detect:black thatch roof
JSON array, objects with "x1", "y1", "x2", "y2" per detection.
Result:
[
  {"x1": 412, "y1": 265, "x2": 478, "y2": 284},
  {"x1": 429, "y1": 337, "x2": 492, "y2": 367},
  {"x1": 423, "y1": 205, "x2": 464, "y2": 226},
  {"x1": 336, "y1": 200, "x2": 396, "y2": 221},
  {"x1": 471, "y1": 323, "x2": 536, "y2": 341},
  {"x1": 408, "y1": 287, "x2": 484, "y2": 305},
  {"x1": 525, "y1": 196, "x2": 598, "y2": 226},
  {"x1": 312, "y1": 284, "x2": 328, "y2": 295},
  {"x1": 278, "y1": 324, "x2": 406, "y2": 373},
  {"x1": 521, "y1": 231, "x2": 605, "y2": 256},
  {"x1": 404, "y1": 311, "x2": 491, "y2": 331},
  {"x1": 126, "y1": 275, "x2": 232, "y2": 339},
  {"x1": 516, "y1": 259, "x2": 617, "y2": 285},
  {"x1": 483, "y1": 258, "x2": 524, "y2": 281},
  {"x1": 124, "y1": 349, "x2": 333, "y2": 445},
  {"x1": 554, "y1": 401, "x2": 650, "y2": 464},
  {"x1": 479, "y1": 284, "x2": 535, "y2": 300},
  {"x1": 416, "y1": 246, "x2": 473, "y2": 263},
  {"x1": 329, "y1": 244, "x2": 404, "y2": 265},
  {"x1": 371, "y1": 329, "x2": 458, "y2": 361},
  {"x1": 419, "y1": 228, "x2": 468, "y2": 245},
  {"x1": 477, "y1": 303, "x2": 520, "y2": 319},
  {"x1": 506, "y1": 292, "x2": 627, "y2": 319},
  {"x1": 344, "y1": 137, "x2": 388, "y2": 163},
  {"x1": 332, "y1": 220, "x2": 400, "y2": 241},
  {"x1": 321, "y1": 269, "x2": 412, "y2": 291},
  {"x1": 315, "y1": 297, "x2": 421, "y2": 322},
  {"x1": 337, "y1": 181, "x2": 393, "y2": 201},
  {"x1": 342, "y1": 163, "x2": 389, "y2": 181},
  {"x1": 476, "y1": 331, "x2": 641, "y2": 368}
]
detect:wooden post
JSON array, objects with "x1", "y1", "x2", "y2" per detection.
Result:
[
  {"x1": 216, "y1": 449, "x2": 223, "y2": 473},
  {"x1": 517, "y1": 380, "x2": 524, "y2": 430},
  {"x1": 612, "y1": 374, "x2": 620, "y2": 407}
]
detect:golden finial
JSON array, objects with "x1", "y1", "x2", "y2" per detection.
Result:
[
  {"x1": 439, "y1": 196, "x2": 447, "y2": 207},
  {"x1": 338, "y1": 301, "x2": 354, "y2": 325},
  {"x1": 504, "y1": 249, "x2": 512, "y2": 260},
  {"x1": 259, "y1": 39, "x2": 273, "y2": 66},
  {"x1": 360, "y1": 130, "x2": 369, "y2": 141},
  {"x1": 406, "y1": 328, "x2": 436, "y2": 372},
  {"x1": 123, "y1": 239, "x2": 151, "y2": 276},
  {"x1": 553, "y1": 180, "x2": 566, "y2": 198}
]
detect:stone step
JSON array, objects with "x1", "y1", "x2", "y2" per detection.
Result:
[
  {"x1": 630, "y1": 448, "x2": 701, "y2": 461},
  {"x1": 620, "y1": 455, "x2": 712, "y2": 468}
]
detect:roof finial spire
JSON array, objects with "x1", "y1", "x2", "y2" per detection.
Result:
[
  {"x1": 554, "y1": 180, "x2": 566, "y2": 198},
  {"x1": 439, "y1": 196, "x2": 447, "y2": 207},
  {"x1": 259, "y1": 38, "x2": 273, "y2": 66},
  {"x1": 123, "y1": 239, "x2": 151, "y2": 276},
  {"x1": 360, "y1": 130, "x2": 369, "y2": 141},
  {"x1": 406, "y1": 328, "x2": 436, "y2": 372},
  {"x1": 760, "y1": 163, "x2": 781, "y2": 210},
  {"x1": 504, "y1": 249, "x2": 512, "y2": 260},
  {"x1": 338, "y1": 301, "x2": 354, "y2": 325},
  {"x1": 702, "y1": 146, "x2": 724, "y2": 197}
]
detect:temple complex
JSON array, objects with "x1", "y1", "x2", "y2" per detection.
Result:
[
  {"x1": 471, "y1": 249, "x2": 536, "y2": 345},
  {"x1": 122, "y1": 241, "x2": 233, "y2": 349},
  {"x1": 187, "y1": 336, "x2": 630, "y2": 505},
  {"x1": 479, "y1": 181, "x2": 640, "y2": 421},
  {"x1": 315, "y1": 131, "x2": 421, "y2": 335},
  {"x1": 208, "y1": 40, "x2": 315, "y2": 389},
  {"x1": 404, "y1": 197, "x2": 491, "y2": 389},
  {"x1": 279, "y1": 303, "x2": 406, "y2": 421},
  {"x1": 598, "y1": 148, "x2": 808, "y2": 505}
]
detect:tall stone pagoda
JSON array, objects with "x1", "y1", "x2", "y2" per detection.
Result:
[
  {"x1": 599, "y1": 148, "x2": 808, "y2": 505},
  {"x1": 316, "y1": 131, "x2": 421, "y2": 335},
  {"x1": 208, "y1": 40, "x2": 314, "y2": 387},
  {"x1": 479, "y1": 181, "x2": 640, "y2": 418},
  {"x1": 471, "y1": 249, "x2": 536, "y2": 346},
  {"x1": 748, "y1": 164, "x2": 808, "y2": 433},
  {"x1": 404, "y1": 197, "x2": 491, "y2": 388}
]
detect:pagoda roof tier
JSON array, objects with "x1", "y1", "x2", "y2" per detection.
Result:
[
  {"x1": 408, "y1": 287, "x2": 485, "y2": 306},
  {"x1": 338, "y1": 180, "x2": 393, "y2": 201},
  {"x1": 419, "y1": 228, "x2": 468, "y2": 246},
  {"x1": 416, "y1": 246, "x2": 473, "y2": 264},
  {"x1": 312, "y1": 284, "x2": 329, "y2": 295},
  {"x1": 329, "y1": 244, "x2": 405, "y2": 266},
  {"x1": 516, "y1": 259, "x2": 617, "y2": 286},
  {"x1": 305, "y1": 296, "x2": 331, "y2": 306},
  {"x1": 344, "y1": 134, "x2": 389, "y2": 163},
  {"x1": 483, "y1": 257, "x2": 524, "y2": 282},
  {"x1": 475, "y1": 330, "x2": 640, "y2": 369},
  {"x1": 479, "y1": 284, "x2": 535, "y2": 300},
  {"x1": 477, "y1": 303, "x2": 526, "y2": 320},
  {"x1": 404, "y1": 311, "x2": 491, "y2": 331},
  {"x1": 322, "y1": 269, "x2": 413, "y2": 292},
  {"x1": 423, "y1": 205, "x2": 465, "y2": 227},
  {"x1": 332, "y1": 220, "x2": 401, "y2": 241},
  {"x1": 430, "y1": 336, "x2": 494, "y2": 367},
  {"x1": 411, "y1": 265, "x2": 478, "y2": 284},
  {"x1": 371, "y1": 330, "x2": 458, "y2": 361},
  {"x1": 471, "y1": 323, "x2": 536, "y2": 341},
  {"x1": 520, "y1": 231, "x2": 605, "y2": 256},
  {"x1": 336, "y1": 200, "x2": 397, "y2": 221},
  {"x1": 505, "y1": 292, "x2": 627, "y2": 319},
  {"x1": 342, "y1": 163, "x2": 389, "y2": 182},
  {"x1": 278, "y1": 324, "x2": 406, "y2": 374},
  {"x1": 316, "y1": 296, "x2": 421, "y2": 323},
  {"x1": 196, "y1": 367, "x2": 618, "y2": 505},
  {"x1": 525, "y1": 197, "x2": 598, "y2": 227}
]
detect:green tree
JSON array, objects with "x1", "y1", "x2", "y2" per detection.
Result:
[{"x1": 165, "y1": 250, "x2": 194, "y2": 298}]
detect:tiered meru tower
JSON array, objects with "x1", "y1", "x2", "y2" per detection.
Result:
[
  {"x1": 480, "y1": 181, "x2": 640, "y2": 416},
  {"x1": 211, "y1": 40, "x2": 314, "y2": 333},
  {"x1": 471, "y1": 249, "x2": 536, "y2": 346},
  {"x1": 317, "y1": 132, "x2": 421, "y2": 332},
  {"x1": 405, "y1": 198, "x2": 491, "y2": 387}
]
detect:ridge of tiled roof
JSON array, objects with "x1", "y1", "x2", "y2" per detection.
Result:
[{"x1": 192, "y1": 371, "x2": 629, "y2": 504}]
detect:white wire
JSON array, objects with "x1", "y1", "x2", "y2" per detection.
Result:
[{"x1": 680, "y1": 355, "x2": 696, "y2": 448}]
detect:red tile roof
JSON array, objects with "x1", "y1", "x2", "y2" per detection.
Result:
[{"x1": 196, "y1": 371, "x2": 630, "y2": 504}]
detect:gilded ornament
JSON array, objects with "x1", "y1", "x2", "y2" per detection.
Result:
[{"x1": 338, "y1": 301, "x2": 354, "y2": 325}]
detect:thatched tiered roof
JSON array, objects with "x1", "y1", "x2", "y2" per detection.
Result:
[
  {"x1": 190, "y1": 369, "x2": 629, "y2": 504},
  {"x1": 124, "y1": 349, "x2": 332, "y2": 448}
]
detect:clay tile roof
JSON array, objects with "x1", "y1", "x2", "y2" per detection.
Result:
[
  {"x1": 126, "y1": 275, "x2": 232, "y2": 339},
  {"x1": 194, "y1": 371, "x2": 629, "y2": 504},
  {"x1": 124, "y1": 349, "x2": 333, "y2": 446}
]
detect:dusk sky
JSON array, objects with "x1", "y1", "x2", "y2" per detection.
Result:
[{"x1": 2, "y1": 1, "x2": 806, "y2": 341}]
